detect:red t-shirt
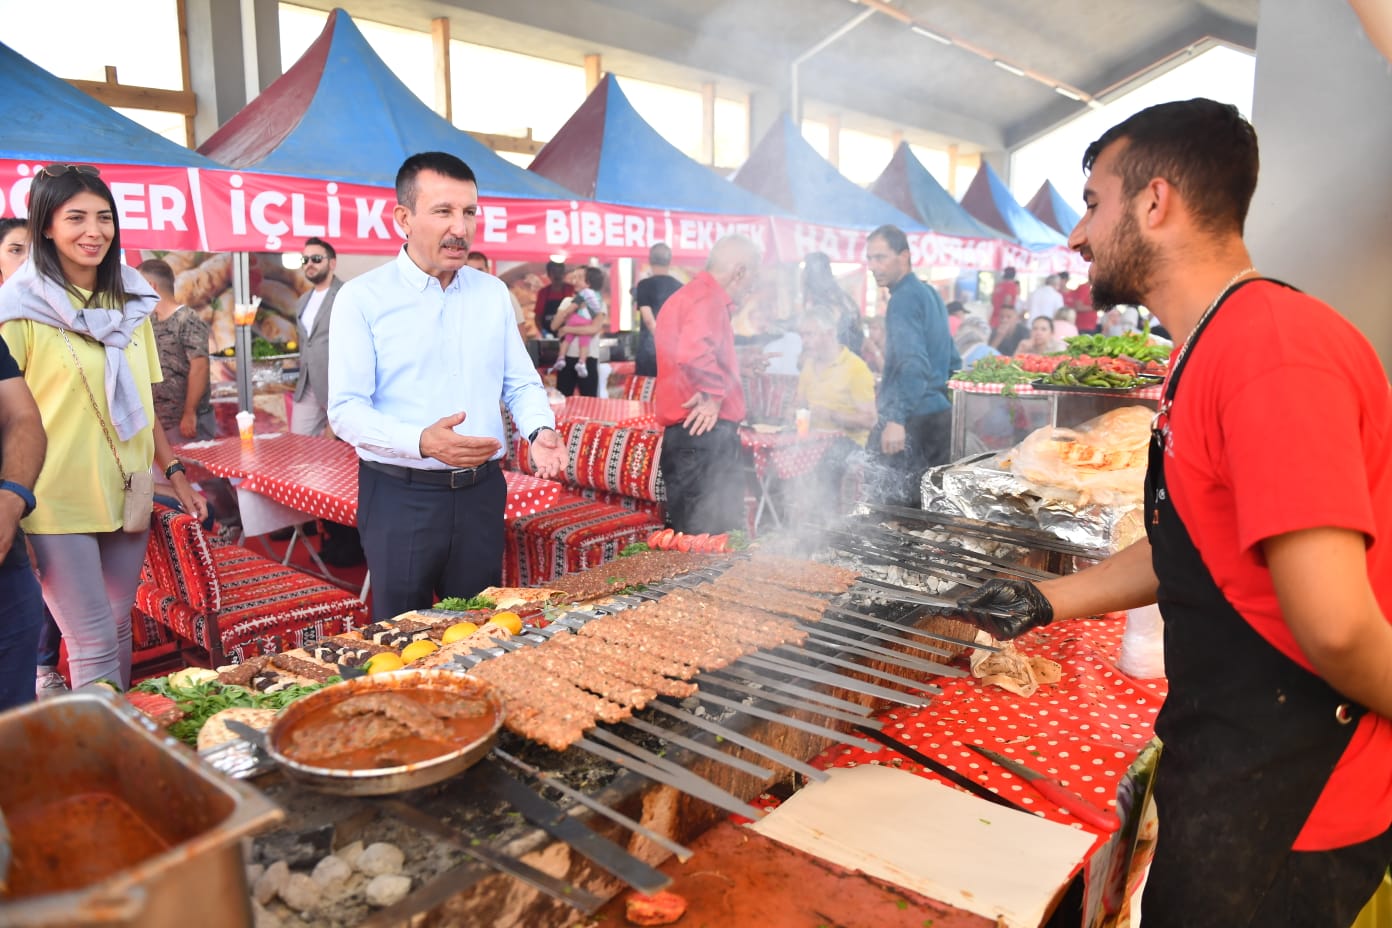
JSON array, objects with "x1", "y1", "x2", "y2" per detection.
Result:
[
  {"x1": 653, "y1": 272, "x2": 746, "y2": 426},
  {"x1": 990, "y1": 279, "x2": 1020, "y2": 328},
  {"x1": 1165, "y1": 281, "x2": 1392, "y2": 850},
  {"x1": 1071, "y1": 282, "x2": 1097, "y2": 332}
]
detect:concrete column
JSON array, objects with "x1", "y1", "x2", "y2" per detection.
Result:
[
  {"x1": 1246, "y1": 0, "x2": 1392, "y2": 368},
  {"x1": 584, "y1": 54, "x2": 603, "y2": 92},
  {"x1": 826, "y1": 113, "x2": 841, "y2": 168},
  {"x1": 431, "y1": 17, "x2": 452, "y2": 121},
  {"x1": 700, "y1": 82, "x2": 716, "y2": 165},
  {"x1": 185, "y1": 0, "x2": 280, "y2": 145}
]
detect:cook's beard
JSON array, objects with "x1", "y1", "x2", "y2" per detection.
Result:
[{"x1": 1090, "y1": 210, "x2": 1157, "y2": 310}]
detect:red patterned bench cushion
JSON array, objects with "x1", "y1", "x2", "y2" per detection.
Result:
[
  {"x1": 138, "y1": 505, "x2": 367, "y2": 663},
  {"x1": 505, "y1": 495, "x2": 662, "y2": 586},
  {"x1": 741, "y1": 371, "x2": 800, "y2": 424},
  {"x1": 131, "y1": 607, "x2": 177, "y2": 651},
  {"x1": 622, "y1": 375, "x2": 657, "y2": 401},
  {"x1": 518, "y1": 421, "x2": 665, "y2": 504}
]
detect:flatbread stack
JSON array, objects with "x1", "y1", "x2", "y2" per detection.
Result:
[{"x1": 1003, "y1": 406, "x2": 1152, "y2": 507}]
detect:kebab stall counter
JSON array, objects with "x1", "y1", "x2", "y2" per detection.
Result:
[{"x1": 38, "y1": 549, "x2": 993, "y2": 928}]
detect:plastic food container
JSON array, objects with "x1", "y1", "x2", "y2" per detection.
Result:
[{"x1": 0, "y1": 690, "x2": 281, "y2": 927}]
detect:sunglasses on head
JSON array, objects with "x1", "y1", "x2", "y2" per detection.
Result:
[
  {"x1": 39, "y1": 163, "x2": 100, "y2": 178},
  {"x1": 301, "y1": 254, "x2": 328, "y2": 265}
]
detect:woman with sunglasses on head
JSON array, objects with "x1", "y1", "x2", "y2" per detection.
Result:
[{"x1": 0, "y1": 165, "x2": 205, "y2": 690}]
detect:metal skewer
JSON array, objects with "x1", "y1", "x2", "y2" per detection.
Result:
[
  {"x1": 737, "y1": 654, "x2": 933, "y2": 706},
  {"x1": 812, "y1": 614, "x2": 956, "y2": 659},
  {"x1": 491, "y1": 747, "x2": 694, "y2": 862},
  {"x1": 705, "y1": 666, "x2": 873, "y2": 717},
  {"x1": 797, "y1": 624, "x2": 968, "y2": 678},
  {"x1": 697, "y1": 674, "x2": 883, "y2": 729},
  {"x1": 620, "y1": 715, "x2": 774, "y2": 780},
  {"x1": 582, "y1": 730, "x2": 766, "y2": 821},
  {"x1": 774, "y1": 644, "x2": 939, "y2": 693},
  {"x1": 644, "y1": 700, "x2": 829, "y2": 782},
  {"x1": 695, "y1": 691, "x2": 883, "y2": 753},
  {"x1": 822, "y1": 605, "x2": 997, "y2": 653}
]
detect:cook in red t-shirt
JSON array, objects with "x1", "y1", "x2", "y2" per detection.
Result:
[
  {"x1": 990, "y1": 269, "x2": 1019, "y2": 329},
  {"x1": 1165, "y1": 281, "x2": 1392, "y2": 850}
]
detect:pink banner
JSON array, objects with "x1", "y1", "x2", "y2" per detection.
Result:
[
  {"x1": 0, "y1": 159, "x2": 205, "y2": 251},
  {"x1": 197, "y1": 169, "x2": 773, "y2": 262}
]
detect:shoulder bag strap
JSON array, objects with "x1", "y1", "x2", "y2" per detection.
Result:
[{"x1": 58, "y1": 329, "x2": 132, "y2": 488}]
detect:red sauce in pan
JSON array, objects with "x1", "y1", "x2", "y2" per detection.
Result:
[
  {"x1": 276, "y1": 687, "x2": 496, "y2": 770},
  {"x1": 6, "y1": 792, "x2": 170, "y2": 897}
]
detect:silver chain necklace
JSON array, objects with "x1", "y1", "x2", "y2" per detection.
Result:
[{"x1": 1168, "y1": 265, "x2": 1257, "y2": 377}]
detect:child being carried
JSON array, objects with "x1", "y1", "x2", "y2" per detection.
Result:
[{"x1": 551, "y1": 265, "x2": 606, "y2": 379}]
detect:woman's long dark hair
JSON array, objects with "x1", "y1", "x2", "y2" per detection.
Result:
[{"x1": 27, "y1": 168, "x2": 127, "y2": 309}]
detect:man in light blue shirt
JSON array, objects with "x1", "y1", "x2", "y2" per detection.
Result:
[{"x1": 329, "y1": 151, "x2": 567, "y2": 618}]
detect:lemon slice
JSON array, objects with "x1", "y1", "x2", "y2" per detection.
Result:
[
  {"x1": 441, "y1": 621, "x2": 479, "y2": 644},
  {"x1": 400, "y1": 639, "x2": 440, "y2": 664},
  {"x1": 487, "y1": 611, "x2": 523, "y2": 636},
  {"x1": 364, "y1": 652, "x2": 405, "y2": 674}
]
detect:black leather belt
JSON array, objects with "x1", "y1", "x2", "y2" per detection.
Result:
[{"x1": 360, "y1": 458, "x2": 499, "y2": 489}]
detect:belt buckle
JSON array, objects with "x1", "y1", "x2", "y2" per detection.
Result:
[{"x1": 449, "y1": 466, "x2": 479, "y2": 489}]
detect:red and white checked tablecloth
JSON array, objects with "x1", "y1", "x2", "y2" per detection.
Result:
[
  {"x1": 176, "y1": 434, "x2": 564, "y2": 527},
  {"x1": 559, "y1": 396, "x2": 656, "y2": 426},
  {"x1": 813, "y1": 614, "x2": 1166, "y2": 849},
  {"x1": 948, "y1": 379, "x2": 1163, "y2": 401},
  {"x1": 738, "y1": 427, "x2": 839, "y2": 481}
]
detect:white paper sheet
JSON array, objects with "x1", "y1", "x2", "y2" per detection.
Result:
[{"x1": 751, "y1": 764, "x2": 1097, "y2": 928}]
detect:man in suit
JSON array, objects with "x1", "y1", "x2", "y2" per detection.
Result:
[{"x1": 292, "y1": 237, "x2": 342, "y2": 437}]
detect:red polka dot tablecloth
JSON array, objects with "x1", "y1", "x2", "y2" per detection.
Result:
[
  {"x1": 739, "y1": 427, "x2": 839, "y2": 481},
  {"x1": 813, "y1": 614, "x2": 1167, "y2": 849},
  {"x1": 176, "y1": 434, "x2": 565, "y2": 527},
  {"x1": 559, "y1": 396, "x2": 657, "y2": 426}
]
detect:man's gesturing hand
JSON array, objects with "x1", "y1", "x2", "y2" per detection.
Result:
[
  {"x1": 682, "y1": 392, "x2": 721, "y2": 437},
  {"x1": 956, "y1": 578, "x2": 1054, "y2": 640},
  {"x1": 529, "y1": 428, "x2": 568, "y2": 479},
  {"x1": 880, "y1": 421, "x2": 906, "y2": 455},
  {"x1": 419, "y1": 412, "x2": 502, "y2": 468}
]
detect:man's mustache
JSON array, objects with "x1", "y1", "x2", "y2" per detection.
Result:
[{"x1": 443, "y1": 236, "x2": 469, "y2": 249}]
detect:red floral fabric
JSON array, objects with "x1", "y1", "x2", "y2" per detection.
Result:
[
  {"x1": 518, "y1": 421, "x2": 665, "y2": 503},
  {"x1": 135, "y1": 505, "x2": 367, "y2": 663},
  {"x1": 623, "y1": 375, "x2": 658, "y2": 401},
  {"x1": 505, "y1": 496, "x2": 662, "y2": 586}
]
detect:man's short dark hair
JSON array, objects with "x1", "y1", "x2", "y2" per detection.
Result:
[
  {"x1": 946, "y1": 301, "x2": 967, "y2": 315},
  {"x1": 1003, "y1": 267, "x2": 1017, "y2": 280},
  {"x1": 137, "y1": 258, "x2": 175, "y2": 297},
  {"x1": 648, "y1": 242, "x2": 672, "y2": 266},
  {"x1": 868, "y1": 224, "x2": 910, "y2": 255},
  {"x1": 396, "y1": 151, "x2": 477, "y2": 210},
  {"x1": 584, "y1": 266, "x2": 606, "y2": 292},
  {"x1": 1082, "y1": 98, "x2": 1259, "y2": 236},
  {"x1": 467, "y1": 250, "x2": 488, "y2": 263},
  {"x1": 304, "y1": 236, "x2": 336, "y2": 261}
]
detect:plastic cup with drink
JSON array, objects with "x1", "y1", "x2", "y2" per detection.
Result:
[
  {"x1": 795, "y1": 408, "x2": 811, "y2": 437},
  {"x1": 235, "y1": 410, "x2": 255, "y2": 444}
]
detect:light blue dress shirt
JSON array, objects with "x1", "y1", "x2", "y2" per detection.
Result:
[{"x1": 327, "y1": 247, "x2": 553, "y2": 469}]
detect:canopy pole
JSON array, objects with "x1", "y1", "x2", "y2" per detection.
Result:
[
  {"x1": 790, "y1": 9, "x2": 874, "y2": 124},
  {"x1": 232, "y1": 251, "x2": 253, "y2": 411}
]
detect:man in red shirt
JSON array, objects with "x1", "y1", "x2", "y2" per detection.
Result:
[
  {"x1": 956, "y1": 99, "x2": 1392, "y2": 927},
  {"x1": 533, "y1": 260, "x2": 574, "y2": 337},
  {"x1": 654, "y1": 235, "x2": 760, "y2": 534},
  {"x1": 989, "y1": 266, "x2": 1019, "y2": 329}
]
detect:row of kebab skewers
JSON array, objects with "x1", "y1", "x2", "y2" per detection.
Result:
[{"x1": 462, "y1": 557, "x2": 863, "y2": 751}]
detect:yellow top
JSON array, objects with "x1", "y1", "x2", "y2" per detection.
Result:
[
  {"x1": 1, "y1": 290, "x2": 162, "y2": 534},
  {"x1": 796, "y1": 346, "x2": 876, "y2": 447}
]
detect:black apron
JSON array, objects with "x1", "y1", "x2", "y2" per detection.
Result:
[{"x1": 1140, "y1": 279, "x2": 1388, "y2": 927}]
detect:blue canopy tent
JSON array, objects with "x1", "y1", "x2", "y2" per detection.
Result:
[
  {"x1": 198, "y1": 8, "x2": 570, "y2": 199},
  {"x1": 529, "y1": 73, "x2": 782, "y2": 215},
  {"x1": 733, "y1": 115, "x2": 924, "y2": 231},
  {"x1": 0, "y1": 40, "x2": 216, "y2": 170},
  {"x1": 870, "y1": 142, "x2": 1009, "y2": 241},
  {"x1": 959, "y1": 163, "x2": 1067, "y2": 251}
]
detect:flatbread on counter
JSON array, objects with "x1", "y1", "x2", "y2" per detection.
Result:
[
  {"x1": 477, "y1": 587, "x2": 563, "y2": 609},
  {"x1": 197, "y1": 707, "x2": 279, "y2": 752}
]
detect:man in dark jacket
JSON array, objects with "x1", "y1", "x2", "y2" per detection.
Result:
[{"x1": 865, "y1": 224, "x2": 960, "y2": 504}]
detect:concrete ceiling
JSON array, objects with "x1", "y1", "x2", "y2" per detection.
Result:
[{"x1": 289, "y1": 0, "x2": 1258, "y2": 155}]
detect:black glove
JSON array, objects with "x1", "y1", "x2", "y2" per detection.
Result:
[{"x1": 955, "y1": 578, "x2": 1054, "y2": 640}]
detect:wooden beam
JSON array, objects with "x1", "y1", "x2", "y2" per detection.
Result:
[
  {"x1": 67, "y1": 78, "x2": 197, "y2": 117},
  {"x1": 176, "y1": 0, "x2": 196, "y2": 147},
  {"x1": 431, "y1": 17, "x2": 452, "y2": 121},
  {"x1": 946, "y1": 143, "x2": 959, "y2": 197},
  {"x1": 469, "y1": 129, "x2": 544, "y2": 156},
  {"x1": 584, "y1": 53, "x2": 602, "y2": 92},
  {"x1": 826, "y1": 113, "x2": 841, "y2": 168},
  {"x1": 700, "y1": 82, "x2": 716, "y2": 165}
]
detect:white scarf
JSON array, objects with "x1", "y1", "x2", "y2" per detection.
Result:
[{"x1": 0, "y1": 261, "x2": 158, "y2": 441}]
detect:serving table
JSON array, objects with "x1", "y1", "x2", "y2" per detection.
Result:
[
  {"x1": 738, "y1": 426, "x2": 840, "y2": 531},
  {"x1": 176, "y1": 433, "x2": 564, "y2": 597}
]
